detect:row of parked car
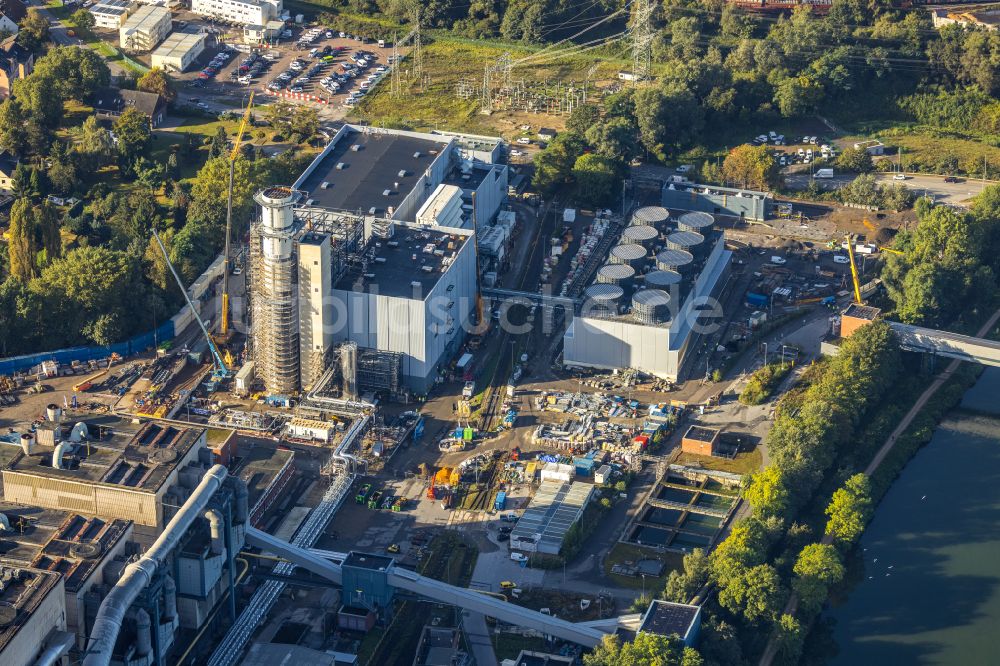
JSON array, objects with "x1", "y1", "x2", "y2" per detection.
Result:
[{"x1": 195, "y1": 50, "x2": 232, "y2": 83}]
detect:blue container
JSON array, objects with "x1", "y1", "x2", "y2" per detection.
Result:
[{"x1": 494, "y1": 491, "x2": 507, "y2": 511}]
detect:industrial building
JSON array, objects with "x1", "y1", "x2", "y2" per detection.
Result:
[
  {"x1": 2, "y1": 417, "x2": 210, "y2": 537},
  {"x1": 249, "y1": 125, "x2": 507, "y2": 396},
  {"x1": 563, "y1": 209, "x2": 732, "y2": 381},
  {"x1": 661, "y1": 181, "x2": 773, "y2": 221},
  {"x1": 89, "y1": 0, "x2": 132, "y2": 29},
  {"x1": 0, "y1": 565, "x2": 68, "y2": 666},
  {"x1": 190, "y1": 0, "x2": 281, "y2": 26},
  {"x1": 150, "y1": 32, "x2": 206, "y2": 72},
  {"x1": 509, "y1": 480, "x2": 593, "y2": 555},
  {"x1": 119, "y1": 5, "x2": 171, "y2": 52}
]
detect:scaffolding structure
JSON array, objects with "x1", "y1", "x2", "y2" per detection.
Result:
[
  {"x1": 249, "y1": 188, "x2": 300, "y2": 395},
  {"x1": 357, "y1": 348, "x2": 403, "y2": 396}
]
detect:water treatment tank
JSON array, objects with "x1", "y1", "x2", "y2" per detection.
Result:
[
  {"x1": 667, "y1": 230, "x2": 705, "y2": 252},
  {"x1": 655, "y1": 248, "x2": 694, "y2": 271},
  {"x1": 609, "y1": 243, "x2": 647, "y2": 268},
  {"x1": 622, "y1": 224, "x2": 659, "y2": 247},
  {"x1": 677, "y1": 211, "x2": 715, "y2": 232},
  {"x1": 596, "y1": 263, "x2": 636, "y2": 286},
  {"x1": 631, "y1": 206, "x2": 669, "y2": 227},
  {"x1": 644, "y1": 269, "x2": 683, "y2": 289},
  {"x1": 632, "y1": 289, "x2": 672, "y2": 325}
]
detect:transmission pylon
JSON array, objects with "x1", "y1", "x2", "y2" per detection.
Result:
[
  {"x1": 480, "y1": 64, "x2": 493, "y2": 113},
  {"x1": 390, "y1": 34, "x2": 401, "y2": 97},
  {"x1": 412, "y1": 8, "x2": 424, "y2": 84},
  {"x1": 630, "y1": 0, "x2": 654, "y2": 83}
]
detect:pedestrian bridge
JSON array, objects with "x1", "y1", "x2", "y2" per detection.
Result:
[{"x1": 889, "y1": 322, "x2": 1000, "y2": 367}]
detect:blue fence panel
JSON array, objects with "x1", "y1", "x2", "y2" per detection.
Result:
[{"x1": 0, "y1": 321, "x2": 177, "y2": 376}]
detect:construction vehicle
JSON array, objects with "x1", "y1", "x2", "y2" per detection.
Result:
[
  {"x1": 220, "y1": 93, "x2": 255, "y2": 339},
  {"x1": 355, "y1": 483, "x2": 372, "y2": 504},
  {"x1": 73, "y1": 353, "x2": 121, "y2": 392},
  {"x1": 152, "y1": 228, "x2": 231, "y2": 383},
  {"x1": 879, "y1": 246, "x2": 903, "y2": 255},
  {"x1": 845, "y1": 234, "x2": 863, "y2": 304},
  {"x1": 367, "y1": 490, "x2": 383, "y2": 510}
]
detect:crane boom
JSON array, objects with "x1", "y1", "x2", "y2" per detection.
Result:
[
  {"x1": 221, "y1": 93, "x2": 255, "y2": 337},
  {"x1": 845, "y1": 235, "x2": 863, "y2": 304},
  {"x1": 152, "y1": 228, "x2": 230, "y2": 377}
]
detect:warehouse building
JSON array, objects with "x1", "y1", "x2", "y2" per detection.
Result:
[
  {"x1": 0, "y1": 565, "x2": 69, "y2": 666},
  {"x1": 661, "y1": 181, "x2": 773, "y2": 221},
  {"x1": 89, "y1": 0, "x2": 132, "y2": 29},
  {"x1": 119, "y1": 5, "x2": 171, "y2": 52},
  {"x1": 191, "y1": 0, "x2": 281, "y2": 26},
  {"x1": 151, "y1": 31, "x2": 206, "y2": 72},
  {"x1": 563, "y1": 210, "x2": 732, "y2": 381}
]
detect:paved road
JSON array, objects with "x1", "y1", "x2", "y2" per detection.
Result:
[
  {"x1": 785, "y1": 171, "x2": 994, "y2": 207},
  {"x1": 757, "y1": 306, "x2": 1000, "y2": 666}
]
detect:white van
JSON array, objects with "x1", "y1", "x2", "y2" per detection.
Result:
[{"x1": 770, "y1": 256, "x2": 787, "y2": 265}]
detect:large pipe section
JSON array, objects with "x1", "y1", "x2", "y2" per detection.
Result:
[
  {"x1": 83, "y1": 464, "x2": 229, "y2": 666},
  {"x1": 163, "y1": 576, "x2": 177, "y2": 621},
  {"x1": 205, "y1": 509, "x2": 224, "y2": 556},
  {"x1": 132, "y1": 609, "x2": 152, "y2": 658}
]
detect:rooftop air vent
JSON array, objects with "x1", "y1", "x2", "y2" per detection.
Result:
[
  {"x1": 369, "y1": 207, "x2": 378, "y2": 215},
  {"x1": 383, "y1": 189, "x2": 391, "y2": 196}
]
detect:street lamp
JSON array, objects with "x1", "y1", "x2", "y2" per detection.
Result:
[{"x1": 762, "y1": 342, "x2": 768, "y2": 366}]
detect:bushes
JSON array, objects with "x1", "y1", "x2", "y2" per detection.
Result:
[
  {"x1": 739, "y1": 361, "x2": 792, "y2": 405},
  {"x1": 837, "y1": 174, "x2": 914, "y2": 210}
]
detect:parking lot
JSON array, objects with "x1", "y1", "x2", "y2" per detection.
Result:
[{"x1": 167, "y1": 22, "x2": 401, "y2": 115}]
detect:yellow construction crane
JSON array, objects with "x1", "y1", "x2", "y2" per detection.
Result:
[
  {"x1": 879, "y1": 246, "x2": 903, "y2": 255},
  {"x1": 845, "y1": 234, "x2": 863, "y2": 304},
  {"x1": 221, "y1": 93, "x2": 255, "y2": 338}
]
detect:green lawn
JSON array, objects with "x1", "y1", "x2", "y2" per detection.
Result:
[
  {"x1": 675, "y1": 448, "x2": 763, "y2": 476},
  {"x1": 838, "y1": 127, "x2": 1000, "y2": 178},
  {"x1": 603, "y1": 542, "x2": 684, "y2": 591}
]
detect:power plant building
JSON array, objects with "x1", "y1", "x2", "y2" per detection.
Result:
[
  {"x1": 563, "y1": 210, "x2": 732, "y2": 380},
  {"x1": 250, "y1": 125, "x2": 506, "y2": 396}
]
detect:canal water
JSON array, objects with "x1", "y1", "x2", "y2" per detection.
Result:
[{"x1": 827, "y1": 367, "x2": 1000, "y2": 665}]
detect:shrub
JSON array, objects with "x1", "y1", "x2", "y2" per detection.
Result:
[{"x1": 739, "y1": 362, "x2": 793, "y2": 405}]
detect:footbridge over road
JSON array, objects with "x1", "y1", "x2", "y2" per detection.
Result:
[
  {"x1": 888, "y1": 322, "x2": 1000, "y2": 367},
  {"x1": 246, "y1": 528, "x2": 610, "y2": 647}
]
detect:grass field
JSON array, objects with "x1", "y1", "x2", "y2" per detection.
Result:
[
  {"x1": 603, "y1": 542, "x2": 684, "y2": 591},
  {"x1": 45, "y1": 2, "x2": 148, "y2": 75},
  {"x1": 350, "y1": 38, "x2": 629, "y2": 138}
]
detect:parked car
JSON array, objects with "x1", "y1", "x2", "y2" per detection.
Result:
[{"x1": 510, "y1": 552, "x2": 528, "y2": 562}]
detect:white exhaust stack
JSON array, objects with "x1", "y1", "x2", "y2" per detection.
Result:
[
  {"x1": 205, "y1": 509, "x2": 224, "y2": 556},
  {"x1": 46, "y1": 404, "x2": 62, "y2": 423},
  {"x1": 20, "y1": 434, "x2": 33, "y2": 456}
]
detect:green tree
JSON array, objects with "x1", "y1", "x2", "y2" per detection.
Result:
[
  {"x1": 16, "y1": 9, "x2": 50, "y2": 50},
  {"x1": 775, "y1": 613, "x2": 805, "y2": 665},
  {"x1": 722, "y1": 144, "x2": 778, "y2": 190},
  {"x1": 584, "y1": 632, "x2": 700, "y2": 666},
  {"x1": 0, "y1": 99, "x2": 28, "y2": 156},
  {"x1": 717, "y1": 563, "x2": 784, "y2": 624},
  {"x1": 792, "y1": 543, "x2": 845, "y2": 612},
  {"x1": 744, "y1": 465, "x2": 791, "y2": 519},
  {"x1": 208, "y1": 125, "x2": 228, "y2": 158},
  {"x1": 566, "y1": 103, "x2": 601, "y2": 135},
  {"x1": 585, "y1": 117, "x2": 639, "y2": 162},
  {"x1": 137, "y1": 67, "x2": 177, "y2": 103},
  {"x1": 634, "y1": 83, "x2": 703, "y2": 161},
  {"x1": 113, "y1": 107, "x2": 152, "y2": 166},
  {"x1": 572, "y1": 153, "x2": 618, "y2": 207},
  {"x1": 70, "y1": 8, "x2": 95, "y2": 31},
  {"x1": 836, "y1": 146, "x2": 874, "y2": 173},
  {"x1": 663, "y1": 548, "x2": 710, "y2": 604},
  {"x1": 31, "y1": 46, "x2": 110, "y2": 104},
  {"x1": 773, "y1": 76, "x2": 816, "y2": 117},
  {"x1": 532, "y1": 132, "x2": 585, "y2": 193},
  {"x1": 825, "y1": 473, "x2": 873, "y2": 547},
  {"x1": 289, "y1": 106, "x2": 320, "y2": 142},
  {"x1": 79, "y1": 115, "x2": 115, "y2": 168},
  {"x1": 7, "y1": 198, "x2": 37, "y2": 281}
]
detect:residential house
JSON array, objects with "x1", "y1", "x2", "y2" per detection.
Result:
[
  {"x1": 0, "y1": 150, "x2": 17, "y2": 197},
  {"x1": 0, "y1": 34, "x2": 32, "y2": 98},
  {"x1": 92, "y1": 88, "x2": 166, "y2": 128},
  {"x1": 0, "y1": 0, "x2": 26, "y2": 35}
]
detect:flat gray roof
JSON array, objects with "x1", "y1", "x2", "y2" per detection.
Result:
[
  {"x1": 511, "y1": 480, "x2": 592, "y2": 553},
  {"x1": 335, "y1": 224, "x2": 468, "y2": 300},
  {"x1": 297, "y1": 128, "x2": 449, "y2": 215}
]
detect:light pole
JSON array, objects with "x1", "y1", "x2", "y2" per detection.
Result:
[{"x1": 762, "y1": 342, "x2": 768, "y2": 366}]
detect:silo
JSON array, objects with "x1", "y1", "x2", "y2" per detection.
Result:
[
  {"x1": 596, "y1": 263, "x2": 636, "y2": 287},
  {"x1": 583, "y1": 283, "x2": 624, "y2": 316},
  {"x1": 631, "y1": 206, "x2": 669, "y2": 227},
  {"x1": 655, "y1": 248, "x2": 694, "y2": 271},
  {"x1": 644, "y1": 269, "x2": 683, "y2": 290},
  {"x1": 609, "y1": 243, "x2": 647, "y2": 268},
  {"x1": 667, "y1": 230, "x2": 705, "y2": 252},
  {"x1": 677, "y1": 211, "x2": 715, "y2": 233},
  {"x1": 632, "y1": 289, "x2": 672, "y2": 325},
  {"x1": 622, "y1": 224, "x2": 659, "y2": 248}
]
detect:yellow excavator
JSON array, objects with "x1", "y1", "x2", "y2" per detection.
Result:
[{"x1": 220, "y1": 93, "x2": 254, "y2": 342}]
